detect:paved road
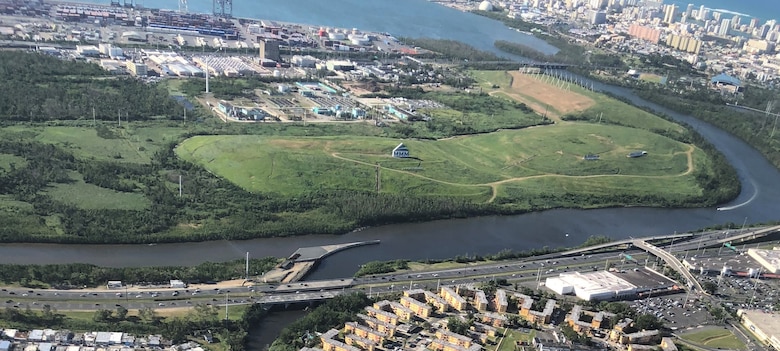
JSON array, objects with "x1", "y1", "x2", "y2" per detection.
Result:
[{"x1": 0, "y1": 227, "x2": 774, "y2": 313}]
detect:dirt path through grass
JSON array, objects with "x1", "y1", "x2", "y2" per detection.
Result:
[{"x1": 330, "y1": 143, "x2": 697, "y2": 204}]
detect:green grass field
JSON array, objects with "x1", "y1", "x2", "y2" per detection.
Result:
[
  {"x1": 679, "y1": 327, "x2": 745, "y2": 350},
  {"x1": 639, "y1": 73, "x2": 665, "y2": 83},
  {"x1": 2, "y1": 125, "x2": 185, "y2": 164},
  {"x1": 44, "y1": 171, "x2": 150, "y2": 210},
  {"x1": 0, "y1": 153, "x2": 27, "y2": 170},
  {"x1": 176, "y1": 123, "x2": 700, "y2": 203},
  {"x1": 471, "y1": 70, "x2": 684, "y2": 136},
  {"x1": 497, "y1": 328, "x2": 536, "y2": 351},
  {"x1": 0, "y1": 124, "x2": 183, "y2": 214}
]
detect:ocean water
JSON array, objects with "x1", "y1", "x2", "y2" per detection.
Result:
[{"x1": 665, "y1": 0, "x2": 780, "y2": 23}]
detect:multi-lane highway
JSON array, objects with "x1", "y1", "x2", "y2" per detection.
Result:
[{"x1": 1, "y1": 227, "x2": 777, "y2": 312}]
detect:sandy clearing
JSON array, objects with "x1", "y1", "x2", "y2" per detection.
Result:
[{"x1": 506, "y1": 71, "x2": 595, "y2": 115}]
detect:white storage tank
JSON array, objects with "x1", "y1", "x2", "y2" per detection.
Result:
[
  {"x1": 350, "y1": 35, "x2": 370, "y2": 46},
  {"x1": 273, "y1": 69, "x2": 281, "y2": 77},
  {"x1": 329, "y1": 32, "x2": 345, "y2": 40}
]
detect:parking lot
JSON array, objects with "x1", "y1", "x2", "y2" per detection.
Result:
[{"x1": 629, "y1": 294, "x2": 713, "y2": 330}]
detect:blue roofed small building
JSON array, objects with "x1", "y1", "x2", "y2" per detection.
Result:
[
  {"x1": 392, "y1": 143, "x2": 410, "y2": 158},
  {"x1": 0, "y1": 340, "x2": 11, "y2": 351},
  {"x1": 711, "y1": 73, "x2": 743, "y2": 92}
]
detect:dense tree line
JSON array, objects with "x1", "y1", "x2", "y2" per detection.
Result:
[
  {"x1": 0, "y1": 139, "x2": 75, "y2": 197},
  {"x1": 0, "y1": 137, "x2": 183, "y2": 242},
  {"x1": 0, "y1": 52, "x2": 178, "y2": 121},
  {"x1": 472, "y1": 10, "x2": 546, "y2": 32},
  {"x1": 494, "y1": 40, "x2": 626, "y2": 71},
  {"x1": 355, "y1": 235, "x2": 613, "y2": 276},
  {"x1": 634, "y1": 87, "x2": 780, "y2": 174},
  {"x1": 494, "y1": 40, "x2": 561, "y2": 63},
  {"x1": 0, "y1": 257, "x2": 279, "y2": 288},
  {"x1": 354, "y1": 260, "x2": 410, "y2": 277},
  {"x1": 398, "y1": 37, "x2": 506, "y2": 62},
  {"x1": 269, "y1": 293, "x2": 372, "y2": 351},
  {"x1": 0, "y1": 300, "x2": 268, "y2": 350}
]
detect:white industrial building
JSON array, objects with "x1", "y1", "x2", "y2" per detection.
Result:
[
  {"x1": 326, "y1": 60, "x2": 355, "y2": 71},
  {"x1": 545, "y1": 271, "x2": 638, "y2": 301},
  {"x1": 98, "y1": 43, "x2": 123, "y2": 59},
  {"x1": 167, "y1": 63, "x2": 203, "y2": 77},
  {"x1": 291, "y1": 55, "x2": 317, "y2": 67},
  {"x1": 747, "y1": 248, "x2": 780, "y2": 274},
  {"x1": 738, "y1": 309, "x2": 780, "y2": 350},
  {"x1": 193, "y1": 56, "x2": 256, "y2": 76},
  {"x1": 76, "y1": 45, "x2": 100, "y2": 57}
]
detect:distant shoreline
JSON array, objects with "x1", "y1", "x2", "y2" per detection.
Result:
[{"x1": 44, "y1": 0, "x2": 394, "y2": 36}]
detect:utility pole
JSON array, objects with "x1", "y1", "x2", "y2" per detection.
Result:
[
  {"x1": 178, "y1": 175, "x2": 182, "y2": 197},
  {"x1": 205, "y1": 60, "x2": 210, "y2": 93},
  {"x1": 118, "y1": 109, "x2": 121, "y2": 127},
  {"x1": 93, "y1": 107, "x2": 96, "y2": 127},
  {"x1": 245, "y1": 252, "x2": 249, "y2": 281},
  {"x1": 375, "y1": 163, "x2": 381, "y2": 193},
  {"x1": 225, "y1": 292, "x2": 229, "y2": 321}
]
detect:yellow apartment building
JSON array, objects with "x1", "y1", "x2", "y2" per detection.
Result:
[
  {"x1": 400, "y1": 296, "x2": 432, "y2": 318},
  {"x1": 344, "y1": 322, "x2": 386, "y2": 344},
  {"x1": 440, "y1": 287, "x2": 468, "y2": 312}
]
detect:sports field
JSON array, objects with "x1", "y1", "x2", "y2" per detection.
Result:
[
  {"x1": 176, "y1": 123, "x2": 703, "y2": 204},
  {"x1": 678, "y1": 326, "x2": 745, "y2": 350}
]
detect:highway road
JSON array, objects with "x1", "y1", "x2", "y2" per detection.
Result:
[{"x1": 0, "y1": 227, "x2": 776, "y2": 313}]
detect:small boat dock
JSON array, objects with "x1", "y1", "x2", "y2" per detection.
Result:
[{"x1": 261, "y1": 240, "x2": 380, "y2": 283}]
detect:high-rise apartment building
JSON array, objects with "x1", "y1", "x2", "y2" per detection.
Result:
[{"x1": 663, "y1": 4, "x2": 678, "y2": 24}]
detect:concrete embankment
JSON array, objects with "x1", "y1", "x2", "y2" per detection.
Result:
[{"x1": 262, "y1": 240, "x2": 380, "y2": 283}]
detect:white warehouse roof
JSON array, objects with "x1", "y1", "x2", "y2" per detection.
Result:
[
  {"x1": 546, "y1": 271, "x2": 637, "y2": 301},
  {"x1": 748, "y1": 248, "x2": 780, "y2": 274}
]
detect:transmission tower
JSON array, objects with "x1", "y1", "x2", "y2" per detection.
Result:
[
  {"x1": 213, "y1": 0, "x2": 232, "y2": 17},
  {"x1": 179, "y1": 0, "x2": 188, "y2": 13}
]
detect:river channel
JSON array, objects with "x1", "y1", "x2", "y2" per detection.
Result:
[{"x1": 3, "y1": 1, "x2": 780, "y2": 280}]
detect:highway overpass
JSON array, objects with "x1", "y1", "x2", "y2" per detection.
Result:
[
  {"x1": 715, "y1": 225, "x2": 780, "y2": 245},
  {"x1": 632, "y1": 240, "x2": 705, "y2": 293},
  {"x1": 554, "y1": 232, "x2": 695, "y2": 257}
]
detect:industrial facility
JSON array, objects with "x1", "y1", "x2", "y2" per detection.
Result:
[
  {"x1": 146, "y1": 10, "x2": 238, "y2": 39},
  {"x1": 192, "y1": 56, "x2": 257, "y2": 76}
]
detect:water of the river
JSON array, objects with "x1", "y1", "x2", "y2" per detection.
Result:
[{"x1": 4, "y1": 0, "x2": 780, "y2": 277}]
